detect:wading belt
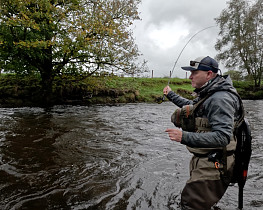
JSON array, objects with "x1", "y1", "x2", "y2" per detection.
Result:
[{"x1": 193, "y1": 150, "x2": 235, "y2": 158}]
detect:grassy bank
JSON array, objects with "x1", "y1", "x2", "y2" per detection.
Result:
[
  {"x1": 101, "y1": 77, "x2": 194, "y2": 102},
  {"x1": 0, "y1": 74, "x2": 261, "y2": 107},
  {"x1": 90, "y1": 76, "x2": 260, "y2": 102}
]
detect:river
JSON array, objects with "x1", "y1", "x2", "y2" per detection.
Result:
[{"x1": 0, "y1": 101, "x2": 262, "y2": 210}]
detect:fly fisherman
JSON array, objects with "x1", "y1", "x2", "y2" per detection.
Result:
[{"x1": 163, "y1": 56, "x2": 240, "y2": 209}]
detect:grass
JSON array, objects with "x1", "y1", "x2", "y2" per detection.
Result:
[
  {"x1": 0, "y1": 74, "x2": 261, "y2": 107},
  {"x1": 102, "y1": 77, "x2": 194, "y2": 102}
]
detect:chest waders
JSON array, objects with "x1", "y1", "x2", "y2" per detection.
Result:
[
  {"x1": 171, "y1": 90, "x2": 251, "y2": 209},
  {"x1": 171, "y1": 92, "x2": 233, "y2": 184}
]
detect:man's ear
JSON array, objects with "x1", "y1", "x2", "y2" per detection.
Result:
[{"x1": 207, "y1": 70, "x2": 214, "y2": 79}]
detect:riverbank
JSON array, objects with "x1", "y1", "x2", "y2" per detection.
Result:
[{"x1": 0, "y1": 75, "x2": 261, "y2": 107}]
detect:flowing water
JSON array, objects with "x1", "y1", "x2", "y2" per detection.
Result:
[{"x1": 0, "y1": 101, "x2": 262, "y2": 210}]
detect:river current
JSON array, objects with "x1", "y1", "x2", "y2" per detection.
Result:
[{"x1": 0, "y1": 101, "x2": 262, "y2": 210}]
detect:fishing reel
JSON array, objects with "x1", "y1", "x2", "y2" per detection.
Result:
[{"x1": 156, "y1": 95, "x2": 166, "y2": 104}]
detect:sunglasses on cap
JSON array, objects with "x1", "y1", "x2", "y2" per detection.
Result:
[{"x1": 190, "y1": 60, "x2": 218, "y2": 69}]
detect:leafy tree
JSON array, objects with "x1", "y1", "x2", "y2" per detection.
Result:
[
  {"x1": 215, "y1": 0, "x2": 263, "y2": 88},
  {"x1": 223, "y1": 70, "x2": 243, "y2": 81},
  {"x1": 0, "y1": 0, "x2": 147, "y2": 105}
]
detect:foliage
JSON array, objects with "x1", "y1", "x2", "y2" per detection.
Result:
[
  {"x1": 233, "y1": 80, "x2": 254, "y2": 90},
  {"x1": 215, "y1": 0, "x2": 263, "y2": 87},
  {"x1": 0, "y1": 0, "x2": 147, "y2": 105},
  {"x1": 224, "y1": 70, "x2": 243, "y2": 81}
]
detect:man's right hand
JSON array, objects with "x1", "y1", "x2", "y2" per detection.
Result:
[{"x1": 163, "y1": 86, "x2": 172, "y2": 95}]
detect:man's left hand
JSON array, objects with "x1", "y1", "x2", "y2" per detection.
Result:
[{"x1": 165, "y1": 128, "x2": 182, "y2": 142}]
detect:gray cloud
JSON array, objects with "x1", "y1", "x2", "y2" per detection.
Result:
[{"x1": 133, "y1": 0, "x2": 228, "y2": 78}]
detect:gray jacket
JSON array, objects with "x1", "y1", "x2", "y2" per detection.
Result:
[{"x1": 167, "y1": 75, "x2": 240, "y2": 149}]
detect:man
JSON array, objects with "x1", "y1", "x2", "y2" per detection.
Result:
[{"x1": 163, "y1": 56, "x2": 240, "y2": 210}]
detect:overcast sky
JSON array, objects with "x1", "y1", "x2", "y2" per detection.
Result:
[{"x1": 132, "y1": 0, "x2": 229, "y2": 78}]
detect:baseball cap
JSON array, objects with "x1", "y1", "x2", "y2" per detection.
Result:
[{"x1": 181, "y1": 56, "x2": 219, "y2": 73}]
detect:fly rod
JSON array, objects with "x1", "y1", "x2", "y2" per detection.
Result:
[{"x1": 157, "y1": 25, "x2": 216, "y2": 104}]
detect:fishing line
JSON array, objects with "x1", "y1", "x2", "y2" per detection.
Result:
[
  {"x1": 167, "y1": 25, "x2": 216, "y2": 85},
  {"x1": 157, "y1": 25, "x2": 216, "y2": 103}
]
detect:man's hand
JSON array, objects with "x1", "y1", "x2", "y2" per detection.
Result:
[
  {"x1": 165, "y1": 128, "x2": 182, "y2": 142},
  {"x1": 163, "y1": 86, "x2": 172, "y2": 95}
]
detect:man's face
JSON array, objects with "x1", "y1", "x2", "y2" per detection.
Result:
[{"x1": 189, "y1": 70, "x2": 212, "y2": 89}]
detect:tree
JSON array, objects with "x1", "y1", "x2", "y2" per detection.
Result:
[
  {"x1": 223, "y1": 70, "x2": 243, "y2": 81},
  {"x1": 0, "y1": 0, "x2": 147, "y2": 105},
  {"x1": 215, "y1": 0, "x2": 263, "y2": 88}
]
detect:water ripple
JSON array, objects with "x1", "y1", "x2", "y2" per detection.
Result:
[{"x1": 0, "y1": 101, "x2": 262, "y2": 209}]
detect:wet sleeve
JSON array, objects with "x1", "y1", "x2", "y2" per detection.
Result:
[{"x1": 181, "y1": 92, "x2": 238, "y2": 148}]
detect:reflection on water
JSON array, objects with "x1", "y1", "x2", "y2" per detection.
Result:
[{"x1": 0, "y1": 101, "x2": 262, "y2": 209}]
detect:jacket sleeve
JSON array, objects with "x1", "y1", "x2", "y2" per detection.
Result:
[
  {"x1": 181, "y1": 91, "x2": 239, "y2": 148},
  {"x1": 166, "y1": 91, "x2": 193, "y2": 108}
]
